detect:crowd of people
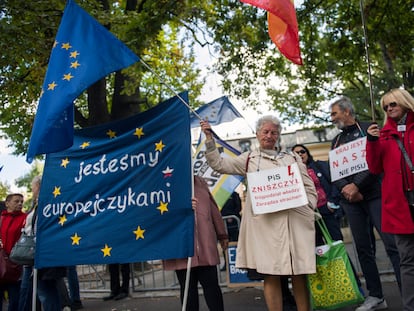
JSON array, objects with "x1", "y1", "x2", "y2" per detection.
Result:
[
  {"x1": 0, "y1": 176, "x2": 83, "y2": 311},
  {"x1": 1, "y1": 88, "x2": 414, "y2": 311}
]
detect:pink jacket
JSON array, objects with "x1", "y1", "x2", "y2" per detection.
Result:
[
  {"x1": 366, "y1": 111, "x2": 414, "y2": 234},
  {"x1": 163, "y1": 176, "x2": 228, "y2": 270}
]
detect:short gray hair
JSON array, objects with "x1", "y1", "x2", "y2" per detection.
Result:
[
  {"x1": 255, "y1": 115, "x2": 282, "y2": 133},
  {"x1": 329, "y1": 96, "x2": 356, "y2": 118}
]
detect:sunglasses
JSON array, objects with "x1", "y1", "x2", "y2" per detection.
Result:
[
  {"x1": 383, "y1": 102, "x2": 398, "y2": 112},
  {"x1": 295, "y1": 150, "x2": 307, "y2": 155}
]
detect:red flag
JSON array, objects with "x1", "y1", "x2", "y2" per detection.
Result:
[{"x1": 241, "y1": 0, "x2": 303, "y2": 65}]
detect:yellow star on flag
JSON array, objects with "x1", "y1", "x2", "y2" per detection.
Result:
[
  {"x1": 61, "y1": 42, "x2": 72, "y2": 50},
  {"x1": 133, "y1": 226, "x2": 145, "y2": 240},
  {"x1": 63, "y1": 73, "x2": 74, "y2": 81},
  {"x1": 61, "y1": 158, "x2": 70, "y2": 168},
  {"x1": 71, "y1": 233, "x2": 81, "y2": 245},
  {"x1": 106, "y1": 129, "x2": 117, "y2": 139},
  {"x1": 155, "y1": 140, "x2": 165, "y2": 152},
  {"x1": 157, "y1": 201, "x2": 168, "y2": 215},
  {"x1": 53, "y1": 186, "x2": 61, "y2": 198},
  {"x1": 70, "y1": 51, "x2": 80, "y2": 58},
  {"x1": 70, "y1": 61, "x2": 80, "y2": 69},
  {"x1": 133, "y1": 127, "x2": 144, "y2": 139},
  {"x1": 80, "y1": 141, "x2": 90, "y2": 149},
  {"x1": 48, "y1": 81, "x2": 57, "y2": 90},
  {"x1": 58, "y1": 214, "x2": 67, "y2": 226},
  {"x1": 101, "y1": 244, "x2": 112, "y2": 257}
]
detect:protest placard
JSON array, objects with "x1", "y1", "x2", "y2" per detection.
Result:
[
  {"x1": 329, "y1": 137, "x2": 368, "y2": 182},
  {"x1": 226, "y1": 242, "x2": 263, "y2": 287},
  {"x1": 247, "y1": 163, "x2": 308, "y2": 214}
]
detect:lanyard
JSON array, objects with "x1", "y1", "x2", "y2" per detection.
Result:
[{"x1": 333, "y1": 122, "x2": 365, "y2": 149}]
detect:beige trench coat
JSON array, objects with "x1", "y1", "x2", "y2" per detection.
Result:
[{"x1": 205, "y1": 145, "x2": 317, "y2": 275}]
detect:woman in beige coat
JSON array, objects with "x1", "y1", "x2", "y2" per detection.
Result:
[{"x1": 200, "y1": 115, "x2": 317, "y2": 311}]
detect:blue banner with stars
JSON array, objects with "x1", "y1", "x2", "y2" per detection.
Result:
[{"x1": 35, "y1": 93, "x2": 194, "y2": 268}]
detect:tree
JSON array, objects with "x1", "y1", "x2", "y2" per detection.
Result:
[
  {"x1": 210, "y1": 0, "x2": 414, "y2": 125},
  {"x1": 0, "y1": 0, "x2": 204, "y2": 156},
  {"x1": 0, "y1": 181, "x2": 11, "y2": 201},
  {"x1": 1, "y1": 0, "x2": 413, "y2": 156}
]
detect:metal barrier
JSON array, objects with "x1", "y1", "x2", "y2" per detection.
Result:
[{"x1": 78, "y1": 216, "x2": 239, "y2": 294}]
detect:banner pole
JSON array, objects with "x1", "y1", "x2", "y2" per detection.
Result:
[
  {"x1": 139, "y1": 59, "x2": 203, "y2": 121},
  {"x1": 32, "y1": 268, "x2": 38, "y2": 311},
  {"x1": 182, "y1": 174, "x2": 195, "y2": 311},
  {"x1": 359, "y1": 0, "x2": 376, "y2": 122}
]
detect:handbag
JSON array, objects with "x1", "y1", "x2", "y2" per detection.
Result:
[
  {"x1": 10, "y1": 232, "x2": 35, "y2": 265},
  {"x1": 10, "y1": 205, "x2": 37, "y2": 266},
  {"x1": 307, "y1": 219, "x2": 364, "y2": 310},
  {"x1": 0, "y1": 247, "x2": 22, "y2": 284}
]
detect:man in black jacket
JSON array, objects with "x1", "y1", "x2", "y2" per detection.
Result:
[{"x1": 330, "y1": 96, "x2": 401, "y2": 311}]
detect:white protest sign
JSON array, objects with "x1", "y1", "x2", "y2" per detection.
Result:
[
  {"x1": 329, "y1": 137, "x2": 368, "y2": 182},
  {"x1": 247, "y1": 162, "x2": 308, "y2": 215}
]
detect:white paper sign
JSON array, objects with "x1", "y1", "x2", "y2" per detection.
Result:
[
  {"x1": 329, "y1": 137, "x2": 368, "y2": 182},
  {"x1": 247, "y1": 162, "x2": 308, "y2": 215}
]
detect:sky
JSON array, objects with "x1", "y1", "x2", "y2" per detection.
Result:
[{"x1": 0, "y1": 139, "x2": 32, "y2": 192}]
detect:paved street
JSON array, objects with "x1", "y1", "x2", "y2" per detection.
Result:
[
  {"x1": 78, "y1": 279, "x2": 401, "y2": 311},
  {"x1": 77, "y1": 234, "x2": 403, "y2": 311}
]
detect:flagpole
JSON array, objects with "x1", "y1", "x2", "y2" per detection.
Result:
[
  {"x1": 182, "y1": 257, "x2": 192, "y2": 311},
  {"x1": 359, "y1": 0, "x2": 375, "y2": 122},
  {"x1": 32, "y1": 268, "x2": 38, "y2": 311},
  {"x1": 182, "y1": 173, "x2": 195, "y2": 311},
  {"x1": 139, "y1": 59, "x2": 204, "y2": 121}
]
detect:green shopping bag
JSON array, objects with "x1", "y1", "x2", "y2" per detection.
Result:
[{"x1": 307, "y1": 219, "x2": 364, "y2": 310}]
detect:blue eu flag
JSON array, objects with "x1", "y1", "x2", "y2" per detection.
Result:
[
  {"x1": 27, "y1": 0, "x2": 139, "y2": 163},
  {"x1": 35, "y1": 92, "x2": 194, "y2": 268},
  {"x1": 190, "y1": 96, "x2": 243, "y2": 128}
]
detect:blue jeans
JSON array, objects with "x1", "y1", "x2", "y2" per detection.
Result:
[
  {"x1": 341, "y1": 197, "x2": 401, "y2": 297},
  {"x1": 66, "y1": 266, "x2": 81, "y2": 303},
  {"x1": 37, "y1": 279, "x2": 61, "y2": 311},
  {"x1": 0, "y1": 281, "x2": 21, "y2": 311},
  {"x1": 18, "y1": 266, "x2": 33, "y2": 311}
]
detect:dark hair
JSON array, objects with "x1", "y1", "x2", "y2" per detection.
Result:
[
  {"x1": 291, "y1": 144, "x2": 313, "y2": 164},
  {"x1": 5, "y1": 193, "x2": 23, "y2": 202}
]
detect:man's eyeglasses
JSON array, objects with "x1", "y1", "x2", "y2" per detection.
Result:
[
  {"x1": 295, "y1": 150, "x2": 307, "y2": 155},
  {"x1": 383, "y1": 102, "x2": 398, "y2": 112}
]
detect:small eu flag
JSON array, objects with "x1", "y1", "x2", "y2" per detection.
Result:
[{"x1": 190, "y1": 96, "x2": 243, "y2": 128}]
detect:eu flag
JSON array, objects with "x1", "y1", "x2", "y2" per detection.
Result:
[
  {"x1": 27, "y1": 0, "x2": 139, "y2": 163},
  {"x1": 35, "y1": 93, "x2": 194, "y2": 268},
  {"x1": 190, "y1": 96, "x2": 243, "y2": 128}
]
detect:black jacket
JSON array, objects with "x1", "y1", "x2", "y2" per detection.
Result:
[{"x1": 331, "y1": 121, "x2": 381, "y2": 201}]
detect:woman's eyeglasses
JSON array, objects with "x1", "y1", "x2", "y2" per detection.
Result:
[
  {"x1": 295, "y1": 150, "x2": 307, "y2": 155},
  {"x1": 383, "y1": 102, "x2": 398, "y2": 112}
]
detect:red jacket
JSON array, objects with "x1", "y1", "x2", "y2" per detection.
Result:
[
  {"x1": 366, "y1": 111, "x2": 414, "y2": 234},
  {"x1": 0, "y1": 210, "x2": 27, "y2": 254}
]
